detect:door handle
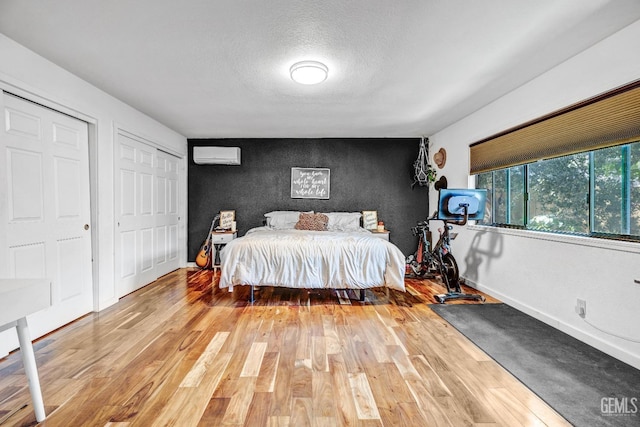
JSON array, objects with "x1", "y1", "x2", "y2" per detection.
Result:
[{"x1": 84, "y1": 224, "x2": 90, "y2": 230}]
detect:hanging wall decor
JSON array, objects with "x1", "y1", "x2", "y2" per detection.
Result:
[
  {"x1": 433, "y1": 147, "x2": 447, "y2": 169},
  {"x1": 411, "y1": 137, "x2": 436, "y2": 188},
  {"x1": 291, "y1": 167, "x2": 330, "y2": 199},
  {"x1": 434, "y1": 175, "x2": 448, "y2": 191}
]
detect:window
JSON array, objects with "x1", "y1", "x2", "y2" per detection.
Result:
[
  {"x1": 487, "y1": 166, "x2": 525, "y2": 226},
  {"x1": 476, "y1": 170, "x2": 493, "y2": 224},
  {"x1": 476, "y1": 141, "x2": 640, "y2": 241},
  {"x1": 470, "y1": 80, "x2": 640, "y2": 241},
  {"x1": 529, "y1": 153, "x2": 589, "y2": 233}
]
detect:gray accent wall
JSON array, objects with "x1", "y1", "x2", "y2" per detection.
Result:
[{"x1": 188, "y1": 138, "x2": 431, "y2": 259}]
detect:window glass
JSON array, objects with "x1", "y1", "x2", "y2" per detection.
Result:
[
  {"x1": 593, "y1": 146, "x2": 624, "y2": 234},
  {"x1": 631, "y1": 143, "x2": 640, "y2": 236},
  {"x1": 493, "y1": 169, "x2": 507, "y2": 224},
  {"x1": 509, "y1": 166, "x2": 525, "y2": 226},
  {"x1": 528, "y1": 153, "x2": 589, "y2": 233},
  {"x1": 476, "y1": 172, "x2": 493, "y2": 224}
]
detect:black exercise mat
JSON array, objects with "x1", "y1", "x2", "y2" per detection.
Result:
[{"x1": 430, "y1": 303, "x2": 640, "y2": 427}]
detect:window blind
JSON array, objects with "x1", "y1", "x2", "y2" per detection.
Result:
[{"x1": 469, "y1": 80, "x2": 640, "y2": 175}]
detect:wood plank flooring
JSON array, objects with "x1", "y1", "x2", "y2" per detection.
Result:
[{"x1": 0, "y1": 269, "x2": 571, "y2": 426}]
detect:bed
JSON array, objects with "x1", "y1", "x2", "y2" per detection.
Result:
[{"x1": 218, "y1": 211, "x2": 406, "y2": 299}]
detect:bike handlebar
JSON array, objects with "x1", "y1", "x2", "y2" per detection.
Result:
[{"x1": 424, "y1": 204, "x2": 471, "y2": 226}]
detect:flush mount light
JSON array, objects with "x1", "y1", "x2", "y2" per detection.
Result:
[{"x1": 290, "y1": 60, "x2": 328, "y2": 85}]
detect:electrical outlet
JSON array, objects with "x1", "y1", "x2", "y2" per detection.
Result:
[{"x1": 576, "y1": 299, "x2": 586, "y2": 318}]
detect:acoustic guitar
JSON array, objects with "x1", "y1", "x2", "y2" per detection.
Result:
[{"x1": 195, "y1": 214, "x2": 219, "y2": 268}]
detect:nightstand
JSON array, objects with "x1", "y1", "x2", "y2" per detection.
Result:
[
  {"x1": 370, "y1": 230, "x2": 390, "y2": 241},
  {"x1": 211, "y1": 231, "x2": 237, "y2": 269}
]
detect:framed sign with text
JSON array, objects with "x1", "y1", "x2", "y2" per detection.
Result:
[
  {"x1": 291, "y1": 167, "x2": 330, "y2": 199},
  {"x1": 362, "y1": 211, "x2": 378, "y2": 230},
  {"x1": 219, "y1": 210, "x2": 235, "y2": 229}
]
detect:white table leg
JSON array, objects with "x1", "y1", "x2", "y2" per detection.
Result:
[{"x1": 16, "y1": 317, "x2": 46, "y2": 422}]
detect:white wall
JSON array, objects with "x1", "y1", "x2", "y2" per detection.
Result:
[
  {"x1": 429, "y1": 20, "x2": 640, "y2": 369},
  {"x1": 0, "y1": 34, "x2": 188, "y2": 311}
]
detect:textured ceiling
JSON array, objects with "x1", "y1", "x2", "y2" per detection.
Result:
[{"x1": 1, "y1": 0, "x2": 640, "y2": 139}]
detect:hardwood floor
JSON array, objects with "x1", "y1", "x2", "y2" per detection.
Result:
[{"x1": 0, "y1": 269, "x2": 570, "y2": 426}]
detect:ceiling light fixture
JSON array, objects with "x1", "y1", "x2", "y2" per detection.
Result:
[{"x1": 290, "y1": 60, "x2": 328, "y2": 85}]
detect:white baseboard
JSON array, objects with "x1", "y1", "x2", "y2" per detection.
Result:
[
  {"x1": 463, "y1": 277, "x2": 640, "y2": 370},
  {"x1": 96, "y1": 297, "x2": 119, "y2": 312}
]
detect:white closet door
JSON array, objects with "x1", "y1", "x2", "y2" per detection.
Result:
[
  {"x1": 115, "y1": 133, "x2": 180, "y2": 296},
  {"x1": 0, "y1": 92, "x2": 93, "y2": 354},
  {"x1": 115, "y1": 133, "x2": 156, "y2": 296},
  {"x1": 155, "y1": 150, "x2": 180, "y2": 277}
]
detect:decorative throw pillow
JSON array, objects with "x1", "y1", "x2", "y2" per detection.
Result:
[
  {"x1": 264, "y1": 211, "x2": 313, "y2": 229},
  {"x1": 323, "y1": 212, "x2": 362, "y2": 231},
  {"x1": 295, "y1": 212, "x2": 329, "y2": 231}
]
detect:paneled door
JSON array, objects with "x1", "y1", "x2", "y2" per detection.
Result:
[
  {"x1": 155, "y1": 150, "x2": 180, "y2": 277},
  {"x1": 115, "y1": 132, "x2": 180, "y2": 297},
  {"x1": 0, "y1": 92, "x2": 93, "y2": 354}
]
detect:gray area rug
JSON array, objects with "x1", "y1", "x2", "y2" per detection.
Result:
[{"x1": 430, "y1": 303, "x2": 640, "y2": 427}]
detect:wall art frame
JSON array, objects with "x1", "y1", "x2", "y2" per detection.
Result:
[{"x1": 290, "y1": 167, "x2": 330, "y2": 199}]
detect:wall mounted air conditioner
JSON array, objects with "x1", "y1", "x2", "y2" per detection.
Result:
[{"x1": 193, "y1": 146, "x2": 241, "y2": 165}]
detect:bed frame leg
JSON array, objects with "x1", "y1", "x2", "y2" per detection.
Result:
[
  {"x1": 250, "y1": 285, "x2": 255, "y2": 303},
  {"x1": 359, "y1": 289, "x2": 365, "y2": 302}
]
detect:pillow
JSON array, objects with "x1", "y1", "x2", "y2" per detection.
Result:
[
  {"x1": 264, "y1": 211, "x2": 312, "y2": 229},
  {"x1": 323, "y1": 212, "x2": 362, "y2": 231},
  {"x1": 295, "y1": 212, "x2": 329, "y2": 231}
]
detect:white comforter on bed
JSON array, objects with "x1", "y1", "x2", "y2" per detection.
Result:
[{"x1": 219, "y1": 227, "x2": 406, "y2": 292}]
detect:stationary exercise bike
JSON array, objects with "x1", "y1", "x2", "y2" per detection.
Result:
[{"x1": 406, "y1": 189, "x2": 487, "y2": 304}]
